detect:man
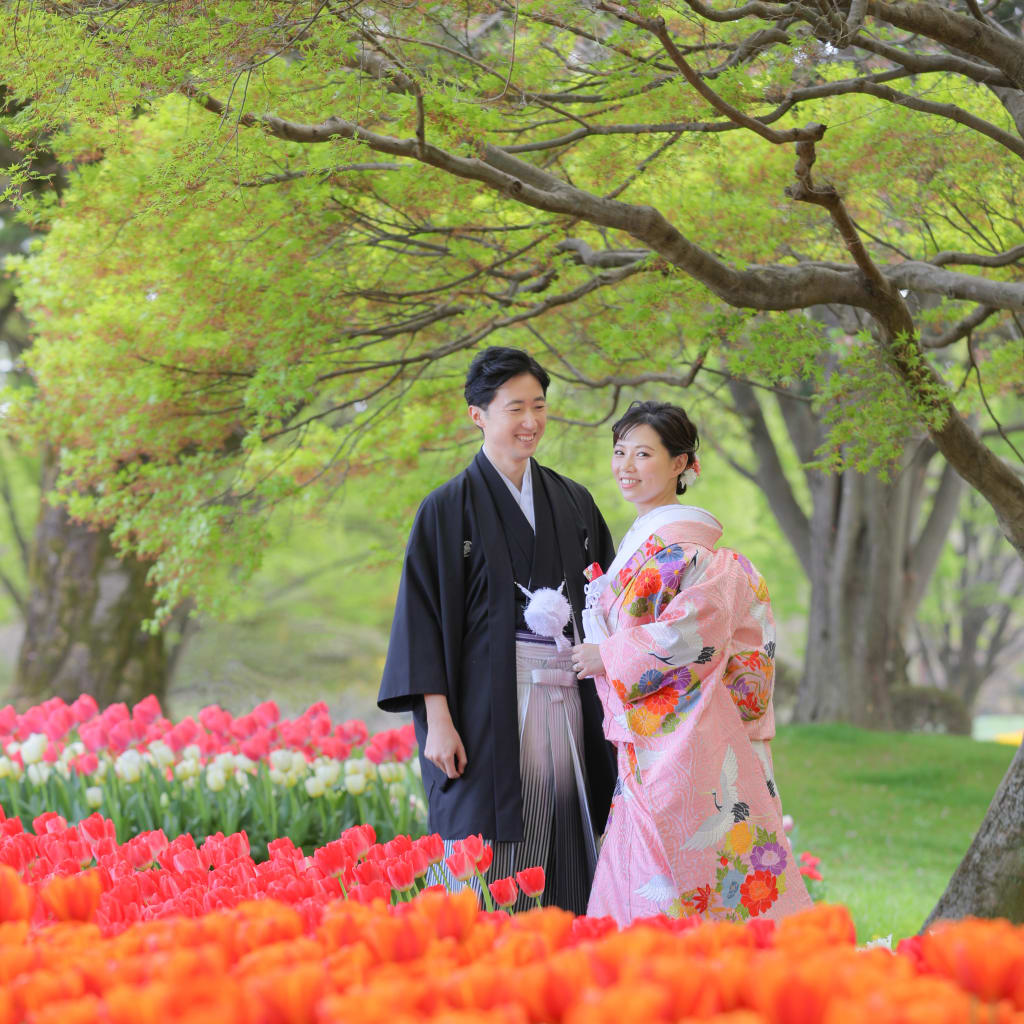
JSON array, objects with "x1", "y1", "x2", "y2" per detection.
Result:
[{"x1": 378, "y1": 347, "x2": 617, "y2": 913}]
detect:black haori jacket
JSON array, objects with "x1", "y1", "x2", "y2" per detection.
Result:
[{"x1": 377, "y1": 450, "x2": 617, "y2": 842}]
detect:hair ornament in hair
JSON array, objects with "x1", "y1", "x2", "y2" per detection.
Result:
[{"x1": 680, "y1": 457, "x2": 701, "y2": 488}]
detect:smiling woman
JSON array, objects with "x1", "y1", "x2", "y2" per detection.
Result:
[{"x1": 571, "y1": 401, "x2": 809, "y2": 926}]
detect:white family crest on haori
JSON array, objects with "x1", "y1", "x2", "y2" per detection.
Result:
[
  {"x1": 682, "y1": 746, "x2": 750, "y2": 850},
  {"x1": 518, "y1": 581, "x2": 573, "y2": 651}
]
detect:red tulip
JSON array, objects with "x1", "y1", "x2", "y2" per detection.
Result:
[
  {"x1": 476, "y1": 846, "x2": 493, "y2": 874},
  {"x1": 416, "y1": 833, "x2": 445, "y2": 865},
  {"x1": 445, "y1": 849, "x2": 475, "y2": 882},
  {"x1": 515, "y1": 867, "x2": 545, "y2": 898},
  {"x1": 406, "y1": 844, "x2": 431, "y2": 879},
  {"x1": 488, "y1": 876, "x2": 518, "y2": 908},
  {"x1": 461, "y1": 834, "x2": 486, "y2": 864},
  {"x1": 354, "y1": 860, "x2": 383, "y2": 886},
  {"x1": 386, "y1": 855, "x2": 416, "y2": 892}
]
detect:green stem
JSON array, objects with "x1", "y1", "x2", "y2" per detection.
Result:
[{"x1": 475, "y1": 868, "x2": 495, "y2": 912}]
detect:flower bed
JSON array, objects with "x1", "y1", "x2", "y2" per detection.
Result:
[
  {"x1": 0, "y1": 804, "x2": 1020, "y2": 1022},
  {"x1": 0, "y1": 696, "x2": 425, "y2": 856}
]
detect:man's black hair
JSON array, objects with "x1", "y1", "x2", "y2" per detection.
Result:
[{"x1": 463, "y1": 347, "x2": 550, "y2": 409}]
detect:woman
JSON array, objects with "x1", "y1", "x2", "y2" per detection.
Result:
[{"x1": 570, "y1": 401, "x2": 810, "y2": 925}]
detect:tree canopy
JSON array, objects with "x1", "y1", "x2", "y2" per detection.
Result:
[{"x1": 1, "y1": 0, "x2": 1022, "y2": 616}]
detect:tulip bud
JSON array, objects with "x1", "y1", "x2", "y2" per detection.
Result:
[
  {"x1": 515, "y1": 866, "x2": 545, "y2": 899},
  {"x1": 488, "y1": 876, "x2": 518, "y2": 908},
  {"x1": 85, "y1": 786, "x2": 103, "y2": 809}
]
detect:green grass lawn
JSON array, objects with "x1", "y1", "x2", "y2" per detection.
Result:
[{"x1": 773, "y1": 723, "x2": 1016, "y2": 943}]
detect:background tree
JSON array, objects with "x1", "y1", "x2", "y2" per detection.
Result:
[{"x1": 1, "y1": 85, "x2": 171, "y2": 707}]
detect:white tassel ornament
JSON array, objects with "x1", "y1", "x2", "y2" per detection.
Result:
[{"x1": 518, "y1": 582, "x2": 572, "y2": 651}]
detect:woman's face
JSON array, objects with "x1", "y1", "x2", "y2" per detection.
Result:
[{"x1": 612, "y1": 423, "x2": 688, "y2": 514}]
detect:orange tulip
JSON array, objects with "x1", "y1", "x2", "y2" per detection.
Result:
[
  {"x1": 10, "y1": 966, "x2": 86, "y2": 1017},
  {"x1": 919, "y1": 918, "x2": 1024, "y2": 1005},
  {"x1": 22, "y1": 993, "x2": 104, "y2": 1024},
  {"x1": 244, "y1": 963, "x2": 326, "y2": 1024},
  {"x1": 359, "y1": 913, "x2": 437, "y2": 964},
  {"x1": 773, "y1": 903, "x2": 857, "y2": 955},
  {"x1": 39, "y1": 870, "x2": 102, "y2": 923},
  {"x1": 0, "y1": 864, "x2": 33, "y2": 922}
]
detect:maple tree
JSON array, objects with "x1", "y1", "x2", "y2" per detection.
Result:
[{"x1": 1, "y1": 0, "x2": 1023, "y2": 920}]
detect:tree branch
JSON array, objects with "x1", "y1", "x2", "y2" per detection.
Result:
[
  {"x1": 729, "y1": 379, "x2": 813, "y2": 573},
  {"x1": 599, "y1": 3, "x2": 827, "y2": 145},
  {"x1": 921, "y1": 305, "x2": 998, "y2": 349}
]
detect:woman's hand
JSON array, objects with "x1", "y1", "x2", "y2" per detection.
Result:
[{"x1": 570, "y1": 642, "x2": 606, "y2": 680}]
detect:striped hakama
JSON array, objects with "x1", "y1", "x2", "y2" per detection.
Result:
[{"x1": 430, "y1": 633, "x2": 598, "y2": 914}]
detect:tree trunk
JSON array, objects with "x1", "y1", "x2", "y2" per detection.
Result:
[
  {"x1": 924, "y1": 740, "x2": 1024, "y2": 927},
  {"x1": 13, "y1": 452, "x2": 167, "y2": 708},
  {"x1": 796, "y1": 471, "x2": 905, "y2": 725},
  {"x1": 729, "y1": 380, "x2": 960, "y2": 727}
]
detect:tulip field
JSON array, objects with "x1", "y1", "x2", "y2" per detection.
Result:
[{"x1": 1, "y1": 695, "x2": 1022, "y2": 1022}]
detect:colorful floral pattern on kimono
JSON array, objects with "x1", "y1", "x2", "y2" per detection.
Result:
[
  {"x1": 670, "y1": 822, "x2": 790, "y2": 921},
  {"x1": 723, "y1": 649, "x2": 774, "y2": 722}
]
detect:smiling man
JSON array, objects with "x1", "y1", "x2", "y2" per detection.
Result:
[{"x1": 378, "y1": 347, "x2": 616, "y2": 913}]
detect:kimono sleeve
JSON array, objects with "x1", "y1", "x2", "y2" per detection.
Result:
[
  {"x1": 723, "y1": 556, "x2": 777, "y2": 741},
  {"x1": 597, "y1": 548, "x2": 736, "y2": 715},
  {"x1": 377, "y1": 495, "x2": 458, "y2": 713}
]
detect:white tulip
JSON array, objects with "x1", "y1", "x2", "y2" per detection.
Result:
[
  {"x1": 182, "y1": 744, "x2": 201, "y2": 762},
  {"x1": 234, "y1": 769, "x2": 250, "y2": 791},
  {"x1": 268, "y1": 767, "x2": 286, "y2": 786},
  {"x1": 159, "y1": 792, "x2": 170, "y2": 808},
  {"x1": 148, "y1": 740, "x2": 175, "y2": 769},
  {"x1": 268, "y1": 749, "x2": 293, "y2": 772},
  {"x1": 27, "y1": 762, "x2": 52, "y2": 785},
  {"x1": 0, "y1": 756, "x2": 18, "y2": 779},
  {"x1": 344, "y1": 772, "x2": 367, "y2": 796},
  {"x1": 20, "y1": 733, "x2": 48, "y2": 765},
  {"x1": 85, "y1": 786, "x2": 103, "y2": 809},
  {"x1": 174, "y1": 758, "x2": 199, "y2": 780},
  {"x1": 205, "y1": 766, "x2": 227, "y2": 792},
  {"x1": 115, "y1": 751, "x2": 143, "y2": 783},
  {"x1": 304, "y1": 775, "x2": 326, "y2": 798},
  {"x1": 315, "y1": 761, "x2": 341, "y2": 787}
]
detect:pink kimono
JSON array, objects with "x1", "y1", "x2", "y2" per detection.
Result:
[{"x1": 586, "y1": 510, "x2": 811, "y2": 925}]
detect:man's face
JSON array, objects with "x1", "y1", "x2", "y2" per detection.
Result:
[{"x1": 469, "y1": 372, "x2": 548, "y2": 466}]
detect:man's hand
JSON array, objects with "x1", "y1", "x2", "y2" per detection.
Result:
[{"x1": 423, "y1": 693, "x2": 467, "y2": 779}]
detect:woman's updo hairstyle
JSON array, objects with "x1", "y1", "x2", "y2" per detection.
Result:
[{"x1": 611, "y1": 401, "x2": 700, "y2": 495}]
